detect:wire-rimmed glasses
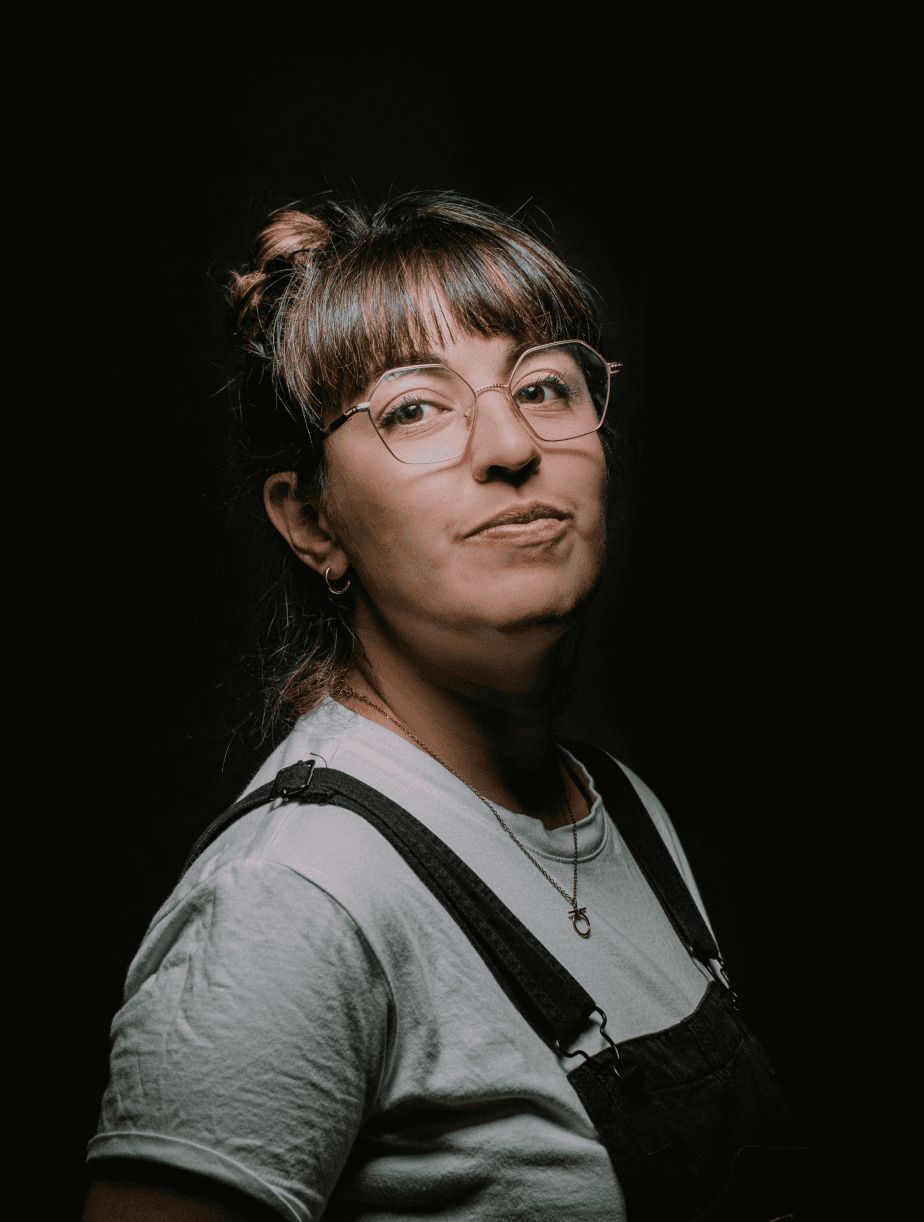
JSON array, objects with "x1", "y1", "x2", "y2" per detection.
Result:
[{"x1": 321, "y1": 340, "x2": 622, "y2": 464}]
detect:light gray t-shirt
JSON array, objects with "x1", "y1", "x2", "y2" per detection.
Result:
[{"x1": 89, "y1": 699, "x2": 717, "y2": 1221}]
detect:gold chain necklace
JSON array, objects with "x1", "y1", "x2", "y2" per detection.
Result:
[{"x1": 337, "y1": 686, "x2": 591, "y2": 937}]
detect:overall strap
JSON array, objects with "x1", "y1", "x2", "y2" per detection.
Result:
[
  {"x1": 557, "y1": 739, "x2": 720, "y2": 965},
  {"x1": 180, "y1": 742, "x2": 724, "y2": 1043},
  {"x1": 182, "y1": 758, "x2": 321, "y2": 876},
  {"x1": 180, "y1": 749, "x2": 791, "y2": 1217},
  {"x1": 182, "y1": 761, "x2": 597, "y2": 1051}
]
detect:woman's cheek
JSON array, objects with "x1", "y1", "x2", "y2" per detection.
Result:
[
  {"x1": 334, "y1": 489, "x2": 425, "y2": 593},
  {"x1": 326, "y1": 457, "x2": 391, "y2": 552}
]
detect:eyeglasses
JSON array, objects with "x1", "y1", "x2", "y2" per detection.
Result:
[{"x1": 320, "y1": 340, "x2": 622, "y2": 464}]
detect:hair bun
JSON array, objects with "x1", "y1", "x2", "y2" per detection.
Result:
[{"x1": 229, "y1": 209, "x2": 330, "y2": 344}]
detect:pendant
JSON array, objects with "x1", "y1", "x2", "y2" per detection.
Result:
[{"x1": 568, "y1": 905, "x2": 591, "y2": 938}]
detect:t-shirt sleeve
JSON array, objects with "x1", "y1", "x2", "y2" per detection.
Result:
[{"x1": 88, "y1": 857, "x2": 393, "y2": 1222}]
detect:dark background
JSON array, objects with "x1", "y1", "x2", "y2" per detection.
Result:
[{"x1": 18, "y1": 9, "x2": 910, "y2": 1220}]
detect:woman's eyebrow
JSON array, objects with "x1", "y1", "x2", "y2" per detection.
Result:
[
  {"x1": 506, "y1": 338, "x2": 537, "y2": 365},
  {"x1": 395, "y1": 350, "x2": 448, "y2": 369},
  {"x1": 360, "y1": 339, "x2": 540, "y2": 397},
  {"x1": 361, "y1": 351, "x2": 448, "y2": 391}
]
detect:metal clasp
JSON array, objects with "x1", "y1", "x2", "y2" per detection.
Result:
[
  {"x1": 555, "y1": 1008, "x2": 624, "y2": 1078},
  {"x1": 688, "y1": 944, "x2": 742, "y2": 1011},
  {"x1": 271, "y1": 759, "x2": 317, "y2": 801},
  {"x1": 711, "y1": 957, "x2": 742, "y2": 1011}
]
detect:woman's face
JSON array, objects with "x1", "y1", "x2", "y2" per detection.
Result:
[{"x1": 321, "y1": 321, "x2": 608, "y2": 681}]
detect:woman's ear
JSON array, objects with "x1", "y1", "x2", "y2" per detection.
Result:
[{"x1": 263, "y1": 472, "x2": 350, "y2": 580}]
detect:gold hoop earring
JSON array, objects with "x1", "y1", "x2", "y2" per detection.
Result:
[{"x1": 324, "y1": 565, "x2": 351, "y2": 595}]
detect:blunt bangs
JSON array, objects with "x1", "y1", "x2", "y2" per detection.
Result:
[{"x1": 276, "y1": 214, "x2": 600, "y2": 424}]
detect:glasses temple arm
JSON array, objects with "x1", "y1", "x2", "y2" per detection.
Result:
[{"x1": 320, "y1": 404, "x2": 371, "y2": 439}]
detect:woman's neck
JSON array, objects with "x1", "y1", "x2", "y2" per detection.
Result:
[{"x1": 337, "y1": 608, "x2": 590, "y2": 829}]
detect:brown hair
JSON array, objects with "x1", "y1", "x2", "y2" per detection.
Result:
[{"x1": 224, "y1": 191, "x2": 615, "y2": 740}]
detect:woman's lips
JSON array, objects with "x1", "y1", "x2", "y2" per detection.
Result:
[{"x1": 466, "y1": 516, "x2": 569, "y2": 544}]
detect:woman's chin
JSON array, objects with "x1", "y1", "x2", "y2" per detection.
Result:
[{"x1": 444, "y1": 575, "x2": 597, "y2": 639}]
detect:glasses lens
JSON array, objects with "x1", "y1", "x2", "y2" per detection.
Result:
[
  {"x1": 510, "y1": 342, "x2": 609, "y2": 440},
  {"x1": 368, "y1": 366, "x2": 474, "y2": 463}
]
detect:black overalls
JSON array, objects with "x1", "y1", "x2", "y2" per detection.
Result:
[{"x1": 184, "y1": 740, "x2": 808, "y2": 1221}]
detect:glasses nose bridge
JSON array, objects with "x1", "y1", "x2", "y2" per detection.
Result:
[
  {"x1": 466, "y1": 378, "x2": 532, "y2": 439},
  {"x1": 473, "y1": 380, "x2": 512, "y2": 399},
  {"x1": 469, "y1": 379, "x2": 519, "y2": 417},
  {"x1": 460, "y1": 378, "x2": 542, "y2": 464}
]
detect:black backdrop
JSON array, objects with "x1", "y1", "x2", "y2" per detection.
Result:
[{"x1": 18, "y1": 10, "x2": 908, "y2": 1220}]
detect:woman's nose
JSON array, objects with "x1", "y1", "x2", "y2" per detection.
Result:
[{"x1": 468, "y1": 387, "x2": 542, "y2": 482}]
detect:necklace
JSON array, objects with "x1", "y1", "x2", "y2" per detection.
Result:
[{"x1": 336, "y1": 685, "x2": 591, "y2": 938}]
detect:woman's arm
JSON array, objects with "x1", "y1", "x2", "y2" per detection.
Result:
[
  {"x1": 82, "y1": 1163, "x2": 281, "y2": 1221},
  {"x1": 83, "y1": 1179, "x2": 248, "y2": 1221},
  {"x1": 89, "y1": 858, "x2": 391, "y2": 1221}
]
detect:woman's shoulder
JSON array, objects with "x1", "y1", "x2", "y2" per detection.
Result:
[
  {"x1": 164, "y1": 792, "x2": 421, "y2": 958},
  {"x1": 605, "y1": 753, "x2": 717, "y2": 942},
  {"x1": 605, "y1": 757, "x2": 677, "y2": 841},
  {"x1": 176, "y1": 698, "x2": 387, "y2": 889},
  {"x1": 559, "y1": 740, "x2": 677, "y2": 845},
  {"x1": 560, "y1": 740, "x2": 715, "y2": 937},
  {"x1": 126, "y1": 705, "x2": 455, "y2": 1002}
]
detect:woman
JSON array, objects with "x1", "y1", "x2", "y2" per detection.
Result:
[{"x1": 83, "y1": 193, "x2": 802, "y2": 1221}]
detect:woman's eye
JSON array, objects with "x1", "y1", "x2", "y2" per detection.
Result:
[
  {"x1": 395, "y1": 402, "x2": 426, "y2": 424},
  {"x1": 516, "y1": 378, "x2": 571, "y2": 407},
  {"x1": 379, "y1": 397, "x2": 444, "y2": 429}
]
